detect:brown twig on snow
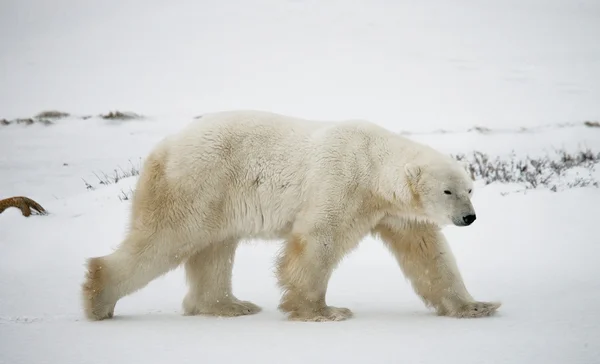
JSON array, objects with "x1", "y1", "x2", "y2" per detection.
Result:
[{"x1": 0, "y1": 196, "x2": 47, "y2": 217}]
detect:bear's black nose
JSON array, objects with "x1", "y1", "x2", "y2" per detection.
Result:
[{"x1": 462, "y1": 214, "x2": 476, "y2": 225}]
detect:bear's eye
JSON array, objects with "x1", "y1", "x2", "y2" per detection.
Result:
[
  {"x1": 444, "y1": 190, "x2": 452, "y2": 195},
  {"x1": 468, "y1": 189, "x2": 472, "y2": 194}
]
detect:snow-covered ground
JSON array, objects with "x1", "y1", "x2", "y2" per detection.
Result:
[
  {"x1": 1, "y1": 1, "x2": 600, "y2": 363},
  {"x1": 2, "y1": 116, "x2": 600, "y2": 364}
]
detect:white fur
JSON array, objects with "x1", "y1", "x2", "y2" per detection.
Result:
[{"x1": 81, "y1": 110, "x2": 499, "y2": 321}]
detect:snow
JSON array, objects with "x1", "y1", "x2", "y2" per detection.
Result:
[
  {"x1": 1, "y1": 0, "x2": 600, "y2": 363},
  {"x1": 2, "y1": 120, "x2": 600, "y2": 364},
  {"x1": 2, "y1": 0, "x2": 600, "y2": 130}
]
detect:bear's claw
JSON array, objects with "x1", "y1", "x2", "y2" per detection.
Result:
[
  {"x1": 441, "y1": 300, "x2": 501, "y2": 318},
  {"x1": 183, "y1": 299, "x2": 262, "y2": 317},
  {"x1": 287, "y1": 306, "x2": 354, "y2": 322}
]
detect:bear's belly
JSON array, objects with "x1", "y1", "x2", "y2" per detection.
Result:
[{"x1": 217, "y1": 186, "x2": 303, "y2": 240}]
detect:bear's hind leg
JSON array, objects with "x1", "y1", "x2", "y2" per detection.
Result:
[
  {"x1": 276, "y1": 234, "x2": 356, "y2": 322},
  {"x1": 82, "y1": 231, "x2": 189, "y2": 321},
  {"x1": 182, "y1": 239, "x2": 261, "y2": 317},
  {"x1": 375, "y1": 221, "x2": 500, "y2": 318}
]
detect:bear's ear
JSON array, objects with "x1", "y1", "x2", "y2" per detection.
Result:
[{"x1": 404, "y1": 163, "x2": 422, "y2": 182}]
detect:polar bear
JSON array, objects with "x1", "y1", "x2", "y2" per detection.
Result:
[{"x1": 82, "y1": 110, "x2": 500, "y2": 322}]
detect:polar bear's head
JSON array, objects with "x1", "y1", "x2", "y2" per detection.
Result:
[{"x1": 404, "y1": 159, "x2": 476, "y2": 227}]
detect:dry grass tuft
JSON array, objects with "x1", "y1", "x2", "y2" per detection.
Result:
[
  {"x1": 1, "y1": 110, "x2": 69, "y2": 126},
  {"x1": 35, "y1": 110, "x2": 70, "y2": 119},
  {"x1": 117, "y1": 187, "x2": 135, "y2": 201},
  {"x1": 0, "y1": 117, "x2": 53, "y2": 126},
  {"x1": 82, "y1": 159, "x2": 142, "y2": 192},
  {"x1": 100, "y1": 111, "x2": 142, "y2": 120},
  {"x1": 453, "y1": 148, "x2": 600, "y2": 193},
  {"x1": 16, "y1": 118, "x2": 53, "y2": 126},
  {"x1": 584, "y1": 121, "x2": 600, "y2": 128},
  {"x1": 468, "y1": 126, "x2": 492, "y2": 134}
]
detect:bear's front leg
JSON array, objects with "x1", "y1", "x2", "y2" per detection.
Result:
[
  {"x1": 374, "y1": 220, "x2": 500, "y2": 318},
  {"x1": 276, "y1": 233, "x2": 356, "y2": 322}
]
